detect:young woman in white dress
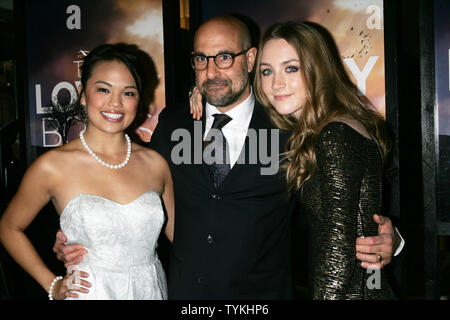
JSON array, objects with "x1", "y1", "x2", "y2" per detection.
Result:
[{"x1": 0, "y1": 43, "x2": 174, "y2": 300}]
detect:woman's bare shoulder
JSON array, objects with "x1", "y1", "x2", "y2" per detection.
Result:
[
  {"x1": 31, "y1": 140, "x2": 83, "y2": 175},
  {"x1": 133, "y1": 143, "x2": 169, "y2": 168}
]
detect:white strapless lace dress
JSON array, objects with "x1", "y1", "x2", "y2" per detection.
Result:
[{"x1": 60, "y1": 190, "x2": 167, "y2": 300}]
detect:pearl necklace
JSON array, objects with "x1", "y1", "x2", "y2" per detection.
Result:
[{"x1": 79, "y1": 129, "x2": 131, "y2": 169}]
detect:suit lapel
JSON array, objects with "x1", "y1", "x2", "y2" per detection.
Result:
[{"x1": 198, "y1": 112, "x2": 212, "y2": 183}]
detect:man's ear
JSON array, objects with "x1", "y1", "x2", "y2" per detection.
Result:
[{"x1": 246, "y1": 47, "x2": 258, "y2": 73}]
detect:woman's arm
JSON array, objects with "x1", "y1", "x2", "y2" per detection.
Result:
[
  {"x1": 310, "y1": 124, "x2": 365, "y2": 300},
  {"x1": 162, "y1": 160, "x2": 175, "y2": 243},
  {"x1": 0, "y1": 153, "x2": 83, "y2": 299},
  {"x1": 0, "y1": 154, "x2": 56, "y2": 292}
]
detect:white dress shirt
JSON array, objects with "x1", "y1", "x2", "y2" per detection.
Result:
[
  {"x1": 394, "y1": 229, "x2": 405, "y2": 256},
  {"x1": 203, "y1": 90, "x2": 255, "y2": 169}
]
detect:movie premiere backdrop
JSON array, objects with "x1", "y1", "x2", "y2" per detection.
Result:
[
  {"x1": 203, "y1": 0, "x2": 386, "y2": 117},
  {"x1": 26, "y1": 0, "x2": 387, "y2": 147},
  {"x1": 25, "y1": 0, "x2": 165, "y2": 147}
]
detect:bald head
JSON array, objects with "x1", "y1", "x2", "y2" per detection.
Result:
[
  {"x1": 194, "y1": 15, "x2": 251, "y2": 51},
  {"x1": 192, "y1": 15, "x2": 257, "y2": 111}
]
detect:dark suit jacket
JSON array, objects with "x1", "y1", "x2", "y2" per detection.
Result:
[{"x1": 148, "y1": 102, "x2": 295, "y2": 299}]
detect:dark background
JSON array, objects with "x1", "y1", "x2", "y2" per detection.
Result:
[{"x1": 0, "y1": 0, "x2": 448, "y2": 300}]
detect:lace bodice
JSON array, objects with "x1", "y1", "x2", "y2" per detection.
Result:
[{"x1": 59, "y1": 190, "x2": 167, "y2": 299}]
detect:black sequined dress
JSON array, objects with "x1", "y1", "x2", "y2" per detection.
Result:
[{"x1": 301, "y1": 122, "x2": 396, "y2": 300}]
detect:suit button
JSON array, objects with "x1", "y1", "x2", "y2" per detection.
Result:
[
  {"x1": 207, "y1": 235, "x2": 214, "y2": 244},
  {"x1": 212, "y1": 194, "x2": 221, "y2": 200}
]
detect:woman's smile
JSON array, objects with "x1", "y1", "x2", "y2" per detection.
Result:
[{"x1": 101, "y1": 111, "x2": 125, "y2": 122}]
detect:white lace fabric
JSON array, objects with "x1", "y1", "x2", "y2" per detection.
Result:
[{"x1": 60, "y1": 190, "x2": 167, "y2": 300}]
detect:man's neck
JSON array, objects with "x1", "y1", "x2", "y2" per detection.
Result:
[{"x1": 207, "y1": 86, "x2": 252, "y2": 114}]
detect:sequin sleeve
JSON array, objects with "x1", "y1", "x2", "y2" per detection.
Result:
[{"x1": 309, "y1": 124, "x2": 365, "y2": 299}]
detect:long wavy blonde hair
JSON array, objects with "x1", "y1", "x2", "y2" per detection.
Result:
[{"x1": 253, "y1": 21, "x2": 391, "y2": 193}]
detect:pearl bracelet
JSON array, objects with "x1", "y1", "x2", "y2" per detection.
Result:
[{"x1": 48, "y1": 276, "x2": 63, "y2": 300}]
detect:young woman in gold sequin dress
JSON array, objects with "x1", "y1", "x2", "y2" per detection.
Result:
[{"x1": 253, "y1": 21, "x2": 396, "y2": 299}]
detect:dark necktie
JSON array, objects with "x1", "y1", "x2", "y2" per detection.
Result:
[{"x1": 204, "y1": 113, "x2": 232, "y2": 190}]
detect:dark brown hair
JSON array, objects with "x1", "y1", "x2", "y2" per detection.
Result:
[{"x1": 78, "y1": 43, "x2": 158, "y2": 141}]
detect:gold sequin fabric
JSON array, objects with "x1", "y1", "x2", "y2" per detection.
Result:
[{"x1": 301, "y1": 122, "x2": 396, "y2": 300}]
